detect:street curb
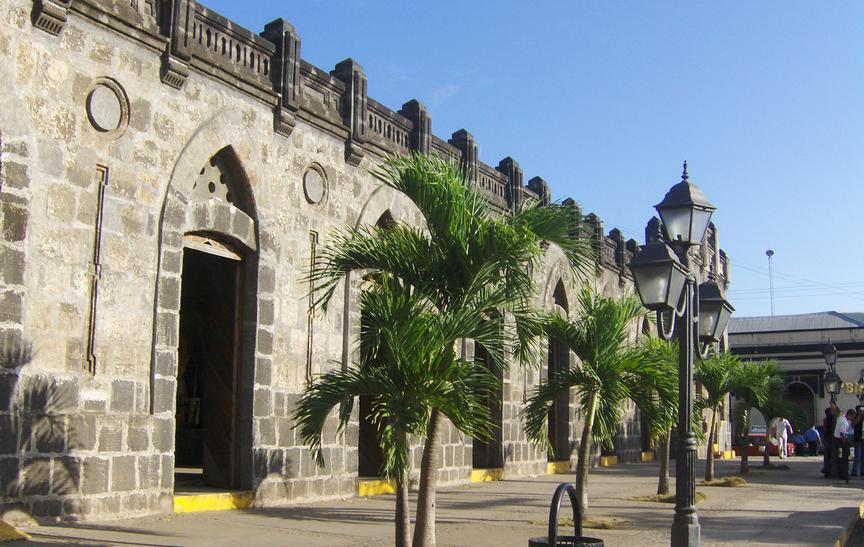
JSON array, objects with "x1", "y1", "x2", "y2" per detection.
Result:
[
  {"x1": 0, "y1": 519, "x2": 30, "y2": 542},
  {"x1": 833, "y1": 500, "x2": 864, "y2": 547},
  {"x1": 470, "y1": 468, "x2": 504, "y2": 483},
  {"x1": 173, "y1": 491, "x2": 253, "y2": 513},
  {"x1": 357, "y1": 479, "x2": 396, "y2": 497}
]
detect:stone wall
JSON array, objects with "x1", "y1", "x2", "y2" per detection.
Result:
[{"x1": 0, "y1": 0, "x2": 732, "y2": 521}]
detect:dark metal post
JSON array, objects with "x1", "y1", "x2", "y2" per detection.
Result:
[{"x1": 671, "y1": 252, "x2": 700, "y2": 547}]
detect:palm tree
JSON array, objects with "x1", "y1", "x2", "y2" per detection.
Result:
[
  {"x1": 696, "y1": 352, "x2": 744, "y2": 481},
  {"x1": 732, "y1": 360, "x2": 781, "y2": 474},
  {"x1": 755, "y1": 373, "x2": 796, "y2": 467},
  {"x1": 303, "y1": 153, "x2": 593, "y2": 546},
  {"x1": 522, "y1": 289, "x2": 665, "y2": 513},
  {"x1": 638, "y1": 336, "x2": 679, "y2": 495},
  {"x1": 293, "y1": 281, "x2": 503, "y2": 546}
]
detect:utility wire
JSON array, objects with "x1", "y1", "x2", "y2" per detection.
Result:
[{"x1": 729, "y1": 258, "x2": 864, "y2": 303}]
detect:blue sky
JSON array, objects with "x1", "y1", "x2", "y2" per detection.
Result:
[{"x1": 205, "y1": 0, "x2": 864, "y2": 317}]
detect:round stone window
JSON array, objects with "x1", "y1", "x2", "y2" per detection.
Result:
[
  {"x1": 303, "y1": 166, "x2": 327, "y2": 205},
  {"x1": 86, "y1": 79, "x2": 128, "y2": 134}
]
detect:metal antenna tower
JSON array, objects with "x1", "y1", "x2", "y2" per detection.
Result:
[{"x1": 766, "y1": 249, "x2": 775, "y2": 316}]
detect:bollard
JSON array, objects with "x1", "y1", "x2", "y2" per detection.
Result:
[{"x1": 528, "y1": 483, "x2": 604, "y2": 547}]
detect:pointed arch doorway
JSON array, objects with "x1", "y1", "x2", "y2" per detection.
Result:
[
  {"x1": 152, "y1": 145, "x2": 261, "y2": 494},
  {"x1": 548, "y1": 280, "x2": 570, "y2": 463},
  {"x1": 357, "y1": 211, "x2": 396, "y2": 479}
]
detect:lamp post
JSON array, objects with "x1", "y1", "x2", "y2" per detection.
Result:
[
  {"x1": 629, "y1": 162, "x2": 733, "y2": 547},
  {"x1": 822, "y1": 342, "x2": 841, "y2": 478}
]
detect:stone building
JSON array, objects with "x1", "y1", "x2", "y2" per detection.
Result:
[{"x1": 0, "y1": 0, "x2": 731, "y2": 520}]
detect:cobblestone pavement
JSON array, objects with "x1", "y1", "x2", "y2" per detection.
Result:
[{"x1": 8, "y1": 456, "x2": 863, "y2": 546}]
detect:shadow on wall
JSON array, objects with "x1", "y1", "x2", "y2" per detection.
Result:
[{"x1": 1, "y1": 341, "x2": 86, "y2": 520}]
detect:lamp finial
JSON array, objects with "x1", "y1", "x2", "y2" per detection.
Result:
[{"x1": 682, "y1": 161, "x2": 689, "y2": 182}]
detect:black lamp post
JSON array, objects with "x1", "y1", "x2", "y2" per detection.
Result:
[
  {"x1": 823, "y1": 341, "x2": 838, "y2": 369},
  {"x1": 629, "y1": 162, "x2": 733, "y2": 547}
]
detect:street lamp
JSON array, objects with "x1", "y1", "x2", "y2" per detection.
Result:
[
  {"x1": 824, "y1": 370, "x2": 842, "y2": 403},
  {"x1": 822, "y1": 341, "x2": 839, "y2": 403},
  {"x1": 629, "y1": 162, "x2": 732, "y2": 547},
  {"x1": 698, "y1": 281, "x2": 735, "y2": 343}
]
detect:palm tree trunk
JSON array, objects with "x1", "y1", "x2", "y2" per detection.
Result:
[
  {"x1": 395, "y1": 428, "x2": 411, "y2": 547},
  {"x1": 575, "y1": 391, "x2": 598, "y2": 515},
  {"x1": 739, "y1": 414, "x2": 751, "y2": 474},
  {"x1": 413, "y1": 408, "x2": 442, "y2": 547},
  {"x1": 658, "y1": 428, "x2": 671, "y2": 495},
  {"x1": 396, "y1": 477, "x2": 411, "y2": 547},
  {"x1": 705, "y1": 406, "x2": 717, "y2": 481}
]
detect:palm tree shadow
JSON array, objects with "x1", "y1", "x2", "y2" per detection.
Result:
[{"x1": 1, "y1": 341, "x2": 82, "y2": 519}]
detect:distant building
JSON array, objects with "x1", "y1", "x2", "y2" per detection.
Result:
[{"x1": 728, "y1": 312, "x2": 864, "y2": 428}]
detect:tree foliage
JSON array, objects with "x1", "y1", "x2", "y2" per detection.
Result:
[{"x1": 295, "y1": 153, "x2": 594, "y2": 546}]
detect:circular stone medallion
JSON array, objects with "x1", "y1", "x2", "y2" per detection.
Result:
[
  {"x1": 87, "y1": 84, "x2": 123, "y2": 132},
  {"x1": 303, "y1": 168, "x2": 326, "y2": 204}
]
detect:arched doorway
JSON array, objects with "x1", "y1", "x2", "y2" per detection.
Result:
[
  {"x1": 357, "y1": 211, "x2": 395, "y2": 478},
  {"x1": 548, "y1": 280, "x2": 570, "y2": 462},
  {"x1": 638, "y1": 318, "x2": 652, "y2": 452},
  {"x1": 472, "y1": 341, "x2": 504, "y2": 470},
  {"x1": 152, "y1": 145, "x2": 260, "y2": 493},
  {"x1": 783, "y1": 381, "x2": 816, "y2": 429}
]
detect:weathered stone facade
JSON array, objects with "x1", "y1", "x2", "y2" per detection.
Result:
[{"x1": 0, "y1": 0, "x2": 731, "y2": 521}]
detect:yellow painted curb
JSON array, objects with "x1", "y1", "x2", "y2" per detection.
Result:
[
  {"x1": 640, "y1": 451, "x2": 655, "y2": 463},
  {"x1": 471, "y1": 468, "x2": 505, "y2": 483},
  {"x1": 599, "y1": 455, "x2": 617, "y2": 467},
  {"x1": 173, "y1": 491, "x2": 253, "y2": 513},
  {"x1": 0, "y1": 520, "x2": 30, "y2": 542},
  {"x1": 357, "y1": 479, "x2": 397, "y2": 497},
  {"x1": 833, "y1": 500, "x2": 864, "y2": 547},
  {"x1": 547, "y1": 461, "x2": 571, "y2": 474}
]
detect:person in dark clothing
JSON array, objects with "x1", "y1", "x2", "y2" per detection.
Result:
[
  {"x1": 823, "y1": 405, "x2": 838, "y2": 477},
  {"x1": 804, "y1": 425, "x2": 821, "y2": 456},
  {"x1": 851, "y1": 406, "x2": 864, "y2": 476}
]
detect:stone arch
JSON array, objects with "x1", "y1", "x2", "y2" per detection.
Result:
[
  {"x1": 343, "y1": 185, "x2": 428, "y2": 478},
  {"x1": 150, "y1": 112, "x2": 273, "y2": 493},
  {"x1": 540, "y1": 244, "x2": 578, "y2": 315},
  {"x1": 538, "y1": 245, "x2": 578, "y2": 463},
  {"x1": 339, "y1": 185, "x2": 425, "y2": 366},
  {"x1": 353, "y1": 184, "x2": 425, "y2": 230}
]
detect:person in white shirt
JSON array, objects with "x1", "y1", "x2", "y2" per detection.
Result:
[
  {"x1": 835, "y1": 409, "x2": 855, "y2": 482},
  {"x1": 773, "y1": 416, "x2": 793, "y2": 459}
]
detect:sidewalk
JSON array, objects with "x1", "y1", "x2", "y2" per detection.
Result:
[{"x1": 7, "y1": 456, "x2": 863, "y2": 546}]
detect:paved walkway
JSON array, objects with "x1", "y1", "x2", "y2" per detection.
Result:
[{"x1": 7, "y1": 456, "x2": 864, "y2": 546}]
